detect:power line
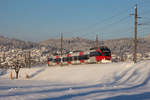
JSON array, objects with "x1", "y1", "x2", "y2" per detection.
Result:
[
  {"x1": 57, "y1": 4, "x2": 149, "y2": 41},
  {"x1": 96, "y1": 34, "x2": 99, "y2": 48},
  {"x1": 79, "y1": 16, "x2": 130, "y2": 38},
  {"x1": 141, "y1": 9, "x2": 150, "y2": 15},
  {"x1": 81, "y1": 27, "x2": 134, "y2": 40},
  {"x1": 79, "y1": 16, "x2": 129, "y2": 38},
  {"x1": 75, "y1": 7, "x2": 133, "y2": 33},
  {"x1": 68, "y1": 6, "x2": 134, "y2": 38}
]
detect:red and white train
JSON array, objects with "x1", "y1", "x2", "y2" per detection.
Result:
[{"x1": 47, "y1": 46, "x2": 111, "y2": 66}]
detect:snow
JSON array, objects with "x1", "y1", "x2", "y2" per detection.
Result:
[{"x1": 0, "y1": 60, "x2": 150, "y2": 100}]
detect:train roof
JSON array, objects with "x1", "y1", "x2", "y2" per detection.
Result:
[
  {"x1": 89, "y1": 47, "x2": 98, "y2": 50},
  {"x1": 99, "y1": 46, "x2": 109, "y2": 49},
  {"x1": 90, "y1": 46, "x2": 110, "y2": 50},
  {"x1": 72, "y1": 50, "x2": 83, "y2": 53}
]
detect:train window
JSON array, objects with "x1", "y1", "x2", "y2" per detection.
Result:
[
  {"x1": 103, "y1": 52, "x2": 111, "y2": 56},
  {"x1": 78, "y1": 56, "x2": 82, "y2": 60},
  {"x1": 63, "y1": 57, "x2": 67, "y2": 62},
  {"x1": 48, "y1": 58, "x2": 53, "y2": 61},
  {"x1": 67, "y1": 57, "x2": 72, "y2": 61},
  {"x1": 99, "y1": 47, "x2": 111, "y2": 56},
  {"x1": 54, "y1": 59, "x2": 56, "y2": 62},
  {"x1": 73, "y1": 56, "x2": 78, "y2": 61},
  {"x1": 62, "y1": 57, "x2": 72, "y2": 62},
  {"x1": 54, "y1": 58, "x2": 61, "y2": 62},
  {"x1": 90, "y1": 51, "x2": 102, "y2": 57},
  {"x1": 82, "y1": 55, "x2": 89, "y2": 60},
  {"x1": 100, "y1": 47, "x2": 110, "y2": 52},
  {"x1": 79, "y1": 55, "x2": 89, "y2": 60},
  {"x1": 90, "y1": 52, "x2": 94, "y2": 57},
  {"x1": 97, "y1": 52, "x2": 103, "y2": 56}
]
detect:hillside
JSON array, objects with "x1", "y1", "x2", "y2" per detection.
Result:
[
  {"x1": 40, "y1": 34, "x2": 150, "y2": 56},
  {"x1": 1, "y1": 34, "x2": 150, "y2": 56},
  {"x1": 104, "y1": 37, "x2": 150, "y2": 55},
  {"x1": 40, "y1": 37, "x2": 94, "y2": 51},
  {"x1": 0, "y1": 35, "x2": 39, "y2": 50}
]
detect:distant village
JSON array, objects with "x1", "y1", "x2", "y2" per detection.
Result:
[{"x1": 0, "y1": 45, "x2": 150, "y2": 69}]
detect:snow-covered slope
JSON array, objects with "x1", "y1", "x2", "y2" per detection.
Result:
[
  {"x1": 0, "y1": 61, "x2": 150, "y2": 100},
  {"x1": 31, "y1": 63, "x2": 135, "y2": 84}
]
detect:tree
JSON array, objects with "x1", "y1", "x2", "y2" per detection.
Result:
[{"x1": 11, "y1": 57, "x2": 25, "y2": 79}]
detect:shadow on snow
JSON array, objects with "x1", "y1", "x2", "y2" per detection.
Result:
[
  {"x1": 39, "y1": 72, "x2": 150, "y2": 100},
  {"x1": 1, "y1": 72, "x2": 148, "y2": 99},
  {"x1": 102, "y1": 92, "x2": 150, "y2": 100},
  {"x1": 29, "y1": 67, "x2": 46, "y2": 78}
]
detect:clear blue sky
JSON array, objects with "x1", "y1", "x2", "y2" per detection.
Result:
[{"x1": 0, "y1": 0, "x2": 150, "y2": 41}]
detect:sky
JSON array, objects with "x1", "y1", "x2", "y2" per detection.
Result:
[{"x1": 0, "y1": 0, "x2": 150, "y2": 41}]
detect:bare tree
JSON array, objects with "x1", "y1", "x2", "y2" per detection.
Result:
[{"x1": 9, "y1": 54, "x2": 26, "y2": 79}]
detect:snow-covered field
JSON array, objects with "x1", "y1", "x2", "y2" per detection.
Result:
[{"x1": 1, "y1": 60, "x2": 150, "y2": 100}]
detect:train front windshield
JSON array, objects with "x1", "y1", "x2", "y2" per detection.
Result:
[{"x1": 100, "y1": 47, "x2": 111, "y2": 56}]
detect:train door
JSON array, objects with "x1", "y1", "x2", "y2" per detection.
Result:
[
  {"x1": 47, "y1": 57, "x2": 53, "y2": 66},
  {"x1": 83, "y1": 51, "x2": 90, "y2": 64},
  {"x1": 54, "y1": 56, "x2": 61, "y2": 65},
  {"x1": 79, "y1": 52, "x2": 84, "y2": 63},
  {"x1": 89, "y1": 51, "x2": 97, "y2": 63},
  {"x1": 67, "y1": 53, "x2": 72, "y2": 64},
  {"x1": 62, "y1": 55, "x2": 68, "y2": 65},
  {"x1": 73, "y1": 55, "x2": 79, "y2": 64}
]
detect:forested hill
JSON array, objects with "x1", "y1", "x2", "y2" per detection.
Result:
[
  {"x1": 40, "y1": 34, "x2": 150, "y2": 56},
  {"x1": 1, "y1": 34, "x2": 150, "y2": 56},
  {"x1": 0, "y1": 35, "x2": 39, "y2": 50}
]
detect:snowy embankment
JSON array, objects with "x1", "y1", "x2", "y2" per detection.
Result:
[{"x1": 0, "y1": 60, "x2": 150, "y2": 100}]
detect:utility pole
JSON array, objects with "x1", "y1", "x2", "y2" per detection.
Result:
[
  {"x1": 134, "y1": 4, "x2": 138, "y2": 63},
  {"x1": 61, "y1": 33, "x2": 63, "y2": 57},
  {"x1": 101, "y1": 33, "x2": 104, "y2": 46},
  {"x1": 60, "y1": 33, "x2": 63, "y2": 66},
  {"x1": 96, "y1": 34, "x2": 99, "y2": 48},
  {"x1": 28, "y1": 50, "x2": 31, "y2": 68}
]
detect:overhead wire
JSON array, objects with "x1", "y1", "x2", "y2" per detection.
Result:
[
  {"x1": 81, "y1": 5, "x2": 149, "y2": 40},
  {"x1": 141, "y1": 9, "x2": 150, "y2": 15},
  {"x1": 66, "y1": 6, "x2": 134, "y2": 38},
  {"x1": 61, "y1": 2, "x2": 149, "y2": 41},
  {"x1": 80, "y1": 15, "x2": 131, "y2": 39},
  {"x1": 75, "y1": 7, "x2": 133, "y2": 32}
]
